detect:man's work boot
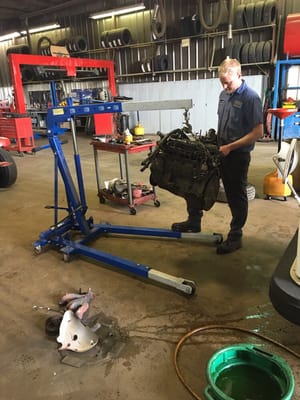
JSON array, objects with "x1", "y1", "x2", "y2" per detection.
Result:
[
  {"x1": 171, "y1": 218, "x2": 201, "y2": 233},
  {"x1": 216, "y1": 237, "x2": 242, "y2": 254}
]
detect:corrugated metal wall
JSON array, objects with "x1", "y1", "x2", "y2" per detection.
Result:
[{"x1": 119, "y1": 75, "x2": 267, "y2": 134}]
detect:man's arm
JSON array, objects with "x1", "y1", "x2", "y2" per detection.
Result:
[{"x1": 219, "y1": 123, "x2": 263, "y2": 156}]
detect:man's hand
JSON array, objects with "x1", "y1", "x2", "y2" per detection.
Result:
[
  {"x1": 219, "y1": 124, "x2": 263, "y2": 156},
  {"x1": 219, "y1": 144, "x2": 231, "y2": 156}
]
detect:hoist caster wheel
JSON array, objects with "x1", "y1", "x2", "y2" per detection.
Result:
[
  {"x1": 183, "y1": 281, "x2": 196, "y2": 296},
  {"x1": 99, "y1": 196, "x2": 106, "y2": 204},
  {"x1": 34, "y1": 245, "x2": 43, "y2": 255},
  {"x1": 62, "y1": 253, "x2": 72, "y2": 262},
  {"x1": 154, "y1": 200, "x2": 160, "y2": 207},
  {"x1": 130, "y1": 207, "x2": 137, "y2": 215},
  {"x1": 216, "y1": 236, "x2": 223, "y2": 244}
]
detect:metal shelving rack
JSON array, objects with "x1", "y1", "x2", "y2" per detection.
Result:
[{"x1": 87, "y1": 24, "x2": 276, "y2": 83}]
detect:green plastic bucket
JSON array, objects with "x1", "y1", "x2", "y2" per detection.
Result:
[{"x1": 205, "y1": 344, "x2": 294, "y2": 400}]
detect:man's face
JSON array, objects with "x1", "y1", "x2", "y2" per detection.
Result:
[{"x1": 220, "y1": 71, "x2": 241, "y2": 94}]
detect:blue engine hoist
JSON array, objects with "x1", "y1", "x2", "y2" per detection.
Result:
[{"x1": 33, "y1": 87, "x2": 223, "y2": 295}]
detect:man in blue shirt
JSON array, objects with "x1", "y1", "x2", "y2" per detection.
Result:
[{"x1": 172, "y1": 58, "x2": 263, "y2": 254}]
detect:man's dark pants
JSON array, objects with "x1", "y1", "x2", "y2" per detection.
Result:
[{"x1": 185, "y1": 151, "x2": 251, "y2": 238}]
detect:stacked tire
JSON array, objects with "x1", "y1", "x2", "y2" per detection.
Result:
[
  {"x1": 37, "y1": 35, "x2": 88, "y2": 55},
  {"x1": 179, "y1": 14, "x2": 202, "y2": 36},
  {"x1": 56, "y1": 36, "x2": 88, "y2": 53},
  {"x1": 223, "y1": 40, "x2": 272, "y2": 64},
  {"x1": 153, "y1": 54, "x2": 170, "y2": 71},
  {"x1": 130, "y1": 55, "x2": 170, "y2": 73},
  {"x1": 234, "y1": 0, "x2": 277, "y2": 28},
  {"x1": 6, "y1": 45, "x2": 31, "y2": 55},
  {"x1": 100, "y1": 28, "x2": 132, "y2": 48}
]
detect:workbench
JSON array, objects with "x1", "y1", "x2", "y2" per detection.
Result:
[{"x1": 91, "y1": 139, "x2": 159, "y2": 214}]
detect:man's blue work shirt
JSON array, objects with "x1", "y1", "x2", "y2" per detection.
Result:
[{"x1": 217, "y1": 79, "x2": 263, "y2": 152}]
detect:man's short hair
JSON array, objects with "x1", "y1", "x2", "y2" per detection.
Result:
[{"x1": 218, "y1": 58, "x2": 241, "y2": 76}]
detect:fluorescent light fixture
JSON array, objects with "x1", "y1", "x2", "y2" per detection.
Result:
[
  {"x1": 90, "y1": 2, "x2": 145, "y2": 20},
  {"x1": 0, "y1": 32, "x2": 21, "y2": 42},
  {"x1": 21, "y1": 23, "x2": 61, "y2": 34}
]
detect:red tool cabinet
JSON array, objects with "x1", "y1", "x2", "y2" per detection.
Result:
[{"x1": 0, "y1": 116, "x2": 34, "y2": 153}]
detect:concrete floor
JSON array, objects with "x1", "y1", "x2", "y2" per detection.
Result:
[{"x1": 1, "y1": 131, "x2": 300, "y2": 399}]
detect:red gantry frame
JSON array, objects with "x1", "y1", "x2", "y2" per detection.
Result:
[{"x1": 5, "y1": 53, "x2": 117, "y2": 152}]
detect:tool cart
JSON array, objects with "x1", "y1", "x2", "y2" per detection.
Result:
[
  {"x1": 91, "y1": 99, "x2": 194, "y2": 214},
  {"x1": 91, "y1": 138, "x2": 159, "y2": 214}
]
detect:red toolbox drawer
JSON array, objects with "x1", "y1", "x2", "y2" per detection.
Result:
[{"x1": 0, "y1": 117, "x2": 34, "y2": 152}]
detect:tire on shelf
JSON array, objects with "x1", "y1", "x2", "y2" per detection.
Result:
[
  {"x1": 179, "y1": 15, "x2": 196, "y2": 36},
  {"x1": 248, "y1": 42, "x2": 257, "y2": 63},
  {"x1": 179, "y1": 14, "x2": 202, "y2": 36},
  {"x1": 130, "y1": 60, "x2": 145, "y2": 74},
  {"x1": 21, "y1": 66, "x2": 38, "y2": 82},
  {"x1": 70, "y1": 36, "x2": 88, "y2": 52},
  {"x1": 142, "y1": 58, "x2": 152, "y2": 72},
  {"x1": 119, "y1": 28, "x2": 132, "y2": 45},
  {"x1": 255, "y1": 41, "x2": 265, "y2": 63},
  {"x1": 105, "y1": 28, "x2": 132, "y2": 47},
  {"x1": 56, "y1": 36, "x2": 88, "y2": 53},
  {"x1": 263, "y1": 0, "x2": 277, "y2": 25},
  {"x1": 192, "y1": 14, "x2": 202, "y2": 35},
  {"x1": 253, "y1": 1, "x2": 265, "y2": 26},
  {"x1": 241, "y1": 43, "x2": 251, "y2": 64},
  {"x1": 110, "y1": 30, "x2": 120, "y2": 47},
  {"x1": 100, "y1": 32, "x2": 109, "y2": 48},
  {"x1": 154, "y1": 54, "x2": 169, "y2": 71},
  {"x1": 213, "y1": 48, "x2": 227, "y2": 66},
  {"x1": 231, "y1": 43, "x2": 243, "y2": 62},
  {"x1": 234, "y1": 4, "x2": 246, "y2": 29},
  {"x1": 262, "y1": 40, "x2": 272, "y2": 62},
  {"x1": 244, "y1": 2, "x2": 255, "y2": 27},
  {"x1": 6, "y1": 45, "x2": 31, "y2": 55}
]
